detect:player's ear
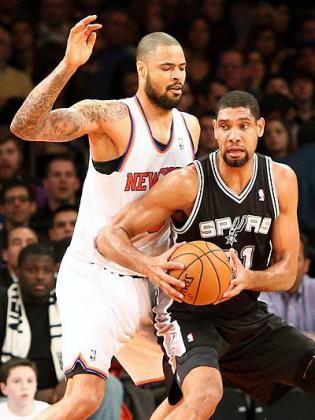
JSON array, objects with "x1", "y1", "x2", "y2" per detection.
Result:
[
  {"x1": 257, "y1": 117, "x2": 265, "y2": 138},
  {"x1": 136, "y1": 60, "x2": 146, "y2": 79}
]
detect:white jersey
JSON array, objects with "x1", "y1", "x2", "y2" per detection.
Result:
[{"x1": 68, "y1": 96, "x2": 195, "y2": 274}]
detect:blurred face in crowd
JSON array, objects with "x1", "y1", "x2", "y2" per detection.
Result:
[
  {"x1": 198, "y1": 115, "x2": 218, "y2": 159},
  {"x1": 43, "y1": 160, "x2": 80, "y2": 205},
  {"x1": 255, "y1": 29, "x2": 276, "y2": 58},
  {"x1": 49, "y1": 209, "x2": 78, "y2": 241},
  {"x1": 206, "y1": 81, "x2": 228, "y2": 113},
  {"x1": 188, "y1": 18, "x2": 210, "y2": 51},
  {"x1": 3, "y1": 227, "x2": 38, "y2": 271},
  {"x1": 0, "y1": 26, "x2": 10, "y2": 65},
  {"x1": 301, "y1": 19, "x2": 315, "y2": 42},
  {"x1": 1, "y1": 186, "x2": 36, "y2": 227},
  {"x1": 0, "y1": 139, "x2": 22, "y2": 181},
  {"x1": 177, "y1": 82, "x2": 194, "y2": 112},
  {"x1": 291, "y1": 78, "x2": 314, "y2": 102},
  {"x1": 203, "y1": 0, "x2": 223, "y2": 22},
  {"x1": 217, "y1": 51, "x2": 244, "y2": 90},
  {"x1": 122, "y1": 72, "x2": 138, "y2": 97},
  {"x1": 265, "y1": 77, "x2": 291, "y2": 98},
  {"x1": 0, "y1": 366, "x2": 37, "y2": 409},
  {"x1": 187, "y1": 54, "x2": 210, "y2": 82},
  {"x1": 213, "y1": 107, "x2": 264, "y2": 167},
  {"x1": 139, "y1": 45, "x2": 186, "y2": 110},
  {"x1": 17, "y1": 254, "x2": 55, "y2": 303},
  {"x1": 264, "y1": 119, "x2": 290, "y2": 158},
  {"x1": 11, "y1": 20, "x2": 34, "y2": 50},
  {"x1": 246, "y1": 51, "x2": 265, "y2": 81}
]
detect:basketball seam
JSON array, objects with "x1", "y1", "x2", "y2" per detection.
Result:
[{"x1": 193, "y1": 257, "x2": 203, "y2": 305}]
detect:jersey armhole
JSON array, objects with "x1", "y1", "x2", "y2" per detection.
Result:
[
  {"x1": 265, "y1": 157, "x2": 280, "y2": 218},
  {"x1": 171, "y1": 160, "x2": 204, "y2": 234},
  {"x1": 180, "y1": 113, "x2": 196, "y2": 159},
  {"x1": 117, "y1": 104, "x2": 135, "y2": 172}
]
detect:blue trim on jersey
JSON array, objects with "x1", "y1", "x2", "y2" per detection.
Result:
[
  {"x1": 135, "y1": 96, "x2": 174, "y2": 151},
  {"x1": 117, "y1": 104, "x2": 134, "y2": 171}
]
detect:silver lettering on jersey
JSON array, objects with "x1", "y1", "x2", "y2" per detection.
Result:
[{"x1": 199, "y1": 215, "x2": 272, "y2": 244}]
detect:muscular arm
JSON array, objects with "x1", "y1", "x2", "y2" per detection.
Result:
[
  {"x1": 96, "y1": 166, "x2": 198, "y2": 297},
  {"x1": 225, "y1": 163, "x2": 299, "y2": 299},
  {"x1": 10, "y1": 16, "x2": 129, "y2": 142}
]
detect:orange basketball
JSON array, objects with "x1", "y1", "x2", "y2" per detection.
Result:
[{"x1": 169, "y1": 241, "x2": 232, "y2": 305}]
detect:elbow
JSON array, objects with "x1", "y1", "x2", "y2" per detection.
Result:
[
  {"x1": 10, "y1": 119, "x2": 28, "y2": 140},
  {"x1": 95, "y1": 227, "x2": 111, "y2": 258}
]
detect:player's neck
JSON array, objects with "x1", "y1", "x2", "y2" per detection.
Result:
[
  {"x1": 216, "y1": 154, "x2": 255, "y2": 195},
  {"x1": 136, "y1": 91, "x2": 172, "y2": 121}
]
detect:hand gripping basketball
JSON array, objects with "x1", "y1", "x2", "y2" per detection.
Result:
[{"x1": 169, "y1": 241, "x2": 232, "y2": 305}]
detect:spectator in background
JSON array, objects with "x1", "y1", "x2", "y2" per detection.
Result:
[
  {"x1": 200, "y1": 80, "x2": 228, "y2": 115},
  {"x1": 244, "y1": 50, "x2": 266, "y2": 98},
  {"x1": 177, "y1": 82, "x2": 195, "y2": 113},
  {"x1": 187, "y1": 53, "x2": 211, "y2": 94},
  {"x1": 0, "y1": 244, "x2": 65, "y2": 405},
  {"x1": 216, "y1": 49, "x2": 245, "y2": 90},
  {"x1": 10, "y1": 19, "x2": 35, "y2": 78},
  {"x1": 0, "y1": 180, "x2": 36, "y2": 249},
  {"x1": 197, "y1": 113, "x2": 218, "y2": 159},
  {"x1": 0, "y1": 127, "x2": 47, "y2": 209},
  {"x1": 0, "y1": 358, "x2": 50, "y2": 419},
  {"x1": 32, "y1": 155, "x2": 80, "y2": 235},
  {"x1": 48, "y1": 205, "x2": 78, "y2": 242},
  {"x1": 264, "y1": 75, "x2": 292, "y2": 98},
  {"x1": 0, "y1": 226, "x2": 38, "y2": 289},
  {"x1": 186, "y1": 17, "x2": 211, "y2": 56},
  {"x1": 260, "y1": 234, "x2": 315, "y2": 341},
  {"x1": 290, "y1": 72, "x2": 315, "y2": 124},
  {"x1": 0, "y1": 26, "x2": 33, "y2": 107},
  {"x1": 262, "y1": 118, "x2": 296, "y2": 160},
  {"x1": 37, "y1": 0, "x2": 73, "y2": 46}
]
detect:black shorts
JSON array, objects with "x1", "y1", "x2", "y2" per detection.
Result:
[{"x1": 157, "y1": 301, "x2": 315, "y2": 405}]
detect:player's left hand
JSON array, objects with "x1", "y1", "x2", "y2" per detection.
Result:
[{"x1": 214, "y1": 248, "x2": 248, "y2": 304}]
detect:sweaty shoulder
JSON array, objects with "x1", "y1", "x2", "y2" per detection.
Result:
[
  {"x1": 181, "y1": 112, "x2": 200, "y2": 152},
  {"x1": 271, "y1": 161, "x2": 297, "y2": 211}
]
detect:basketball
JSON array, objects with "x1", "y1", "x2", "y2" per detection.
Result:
[{"x1": 169, "y1": 241, "x2": 232, "y2": 305}]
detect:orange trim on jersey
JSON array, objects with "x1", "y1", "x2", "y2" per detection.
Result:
[
  {"x1": 118, "y1": 106, "x2": 136, "y2": 173},
  {"x1": 135, "y1": 376, "x2": 165, "y2": 386},
  {"x1": 135, "y1": 96, "x2": 175, "y2": 154},
  {"x1": 64, "y1": 353, "x2": 108, "y2": 380},
  {"x1": 180, "y1": 112, "x2": 196, "y2": 159}
]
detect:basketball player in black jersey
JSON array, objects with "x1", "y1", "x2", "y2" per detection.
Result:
[{"x1": 96, "y1": 91, "x2": 315, "y2": 419}]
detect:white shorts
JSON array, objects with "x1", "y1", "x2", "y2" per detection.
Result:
[{"x1": 56, "y1": 253, "x2": 164, "y2": 385}]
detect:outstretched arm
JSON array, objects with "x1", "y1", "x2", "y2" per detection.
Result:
[
  {"x1": 96, "y1": 165, "x2": 199, "y2": 301},
  {"x1": 10, "y1": 15, "x2": 110, "y2": 141}
]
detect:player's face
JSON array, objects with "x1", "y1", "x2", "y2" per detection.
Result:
[
  {"x1": 213, "y1": 107, "x2": 265, "y2": 167},
  {"x1": 143, "y1": 45, "x2": 186, "y2": 109},
  {"x1": 1, "y1": 366, "x2": 37, "y2": 406}
]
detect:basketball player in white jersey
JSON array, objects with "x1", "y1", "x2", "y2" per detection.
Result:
[{"x1": 10, "y1": 15, "x2": 199, "y2": 419}]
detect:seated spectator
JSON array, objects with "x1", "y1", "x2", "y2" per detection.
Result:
[
  {"x1": 0, "y1": 127, "x2": 47, "y2": 208},
  {"x1": 0, "y1": 226, "x2": 38, "y2": 289},
  {"x1": 264, "y1": 75, "x2": 292, "y2": 98},
  {"x1": 0, "y1": 26, "x2": 33, "y2": 106},
  {"x1": 0, "y1": 180, "x2": 36, "y2": 249},
  {"x1": 32, "y1": 155, "x2": 80, "y2": 237},
  {"x1": 262, "y1": 118, "x2": 296, "y2": 159},
  {"x1": 260, "y1": 234, "x2": 315, "y2": 340},
  {"x1": 48, "y1": 205, "x2": 78, "y2": 242},
  {"x1": 197, "y1": 114, "x2": 218, "y2": 159},
  {"x1": 0, "y1": 358, "x2": 49, "y2": 419},
  {"x1": 216, "y1": 49, "x2": 245, "y2": 90},
  {"x1": 0, "y1": 244, "x2": 64, "y2": 404},
  {"x1": 290, "y1": 71, "x2": 315, "y2": 123}
]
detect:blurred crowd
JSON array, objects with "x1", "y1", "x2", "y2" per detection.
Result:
[{"x1": 1, "y1": 0, "x2": 315, "y2": 419}]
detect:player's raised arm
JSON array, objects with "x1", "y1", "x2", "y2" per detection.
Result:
[
  {"x1": 10, "y1": 16, "x2": 129, "y2": 142},
  {"x1": 96, "y1": 165, "x2": 199, "y2": 301}
]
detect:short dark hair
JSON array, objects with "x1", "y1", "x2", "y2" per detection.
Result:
[
  {"x1": 45, "y1": 154, "x2": 77, "y2": 178},
  {"x1": 0, "y1": 125, "x2": 22, "y2": 149},
  {"x1": 136, "y1": 32, "x2": 181, "y2": 61},
  {"x1": 0, "y1": 179, "x2": 35, "y2": 205},
  {"x1": 0, "y1": 358, "x2": 37, "y2": 384},
  {"x1": 18, "y1": 243, "x2": 55, "y2": 268},
  {"x1": 50, "y1": 204, "x2": 78, "y2": 228},
  {"x1": 217, "y1": 90, "x2": 260, "y2": 120}
]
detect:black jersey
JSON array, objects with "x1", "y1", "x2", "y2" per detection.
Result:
[{"x1": 168, "y1": 151, "x2": 279, "y2": 318}]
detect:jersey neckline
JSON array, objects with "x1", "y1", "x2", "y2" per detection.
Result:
[
  {"x1": 210, "y1": 151, "x2": 258, "y2": 204},
  {"x1": 134, "y1": 96, "x2": 174, "y2": 153}
]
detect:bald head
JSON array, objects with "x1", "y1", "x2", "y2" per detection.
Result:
[{"x1": 136, "y1": 32, "x2": 181, "y2": 61}]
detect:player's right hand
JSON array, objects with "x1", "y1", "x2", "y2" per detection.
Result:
[
  {"x1": 145, "y1": 243, "x2": 186, "y2": 303},
  {"x1": 64, "y1": 15, "x2": 102, "y2": 68}
]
